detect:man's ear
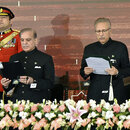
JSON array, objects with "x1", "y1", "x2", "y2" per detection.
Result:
[
  {"x1": 35, "y1": 38, "x2": 38, "y2": 47},
  {"x1": 9, "y1": 19, "x2": 12, "y2": 28}
]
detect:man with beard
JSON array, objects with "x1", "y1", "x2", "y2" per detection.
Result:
[{"x1": 80, "y1": 17, "x2": 130, "y2": 104}]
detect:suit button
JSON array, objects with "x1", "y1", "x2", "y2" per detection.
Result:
[
  {"x1": 24, "y1": 61, "x2": 27, "y2": 64},
  {"x1": 24, "y1": 67, "x2": 26, "y2": 69},
  {"x1": 25, "y1": 56, "x2": 28, "y2": 59},
  {"x1": 22, "y1": 85, "x2": 24, "y2": 87},
  {"x1": 22, "y1": 91, "x2": 24, "y2": 93}
]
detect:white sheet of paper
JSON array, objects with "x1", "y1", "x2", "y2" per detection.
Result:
[
  {"x1": 0, "y1": 62, "x2": 3, "y2": 69},
  {"x1": 85, "y1": 57, "x2": 110, "y2": 75}
]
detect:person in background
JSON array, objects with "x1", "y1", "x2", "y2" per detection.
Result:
[
  {"x1": 1, "y1": 28, "x2": 55, "y2": 103},
  {"x1": 38, "y1": 14, "x2": 83, "y2": 101},
  {"x1": 0, "y1": 7, "x2": 22, "y2": 100},
  {"x1": 80, "y1": 17, "x2": 130, "y2": 104}
]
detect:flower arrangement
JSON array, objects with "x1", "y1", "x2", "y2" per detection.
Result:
[{"x1": 0, "y1": 99, "x2": 130, "y2": 130}]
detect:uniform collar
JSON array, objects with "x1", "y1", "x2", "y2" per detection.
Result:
[
  {"x1": 0, "y1": 28, "x2": 12, "y2": 34},
  {"x1": 97, "y1": 38, "x2": 112, "y2": 47}
]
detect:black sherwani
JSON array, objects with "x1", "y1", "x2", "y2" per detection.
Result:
[
  {"x1": 9, "y1": 48, "x2": 55, "y2": 103},
  {"x1": 80, "y1": 38, "x2": 130, "y2": 104}
]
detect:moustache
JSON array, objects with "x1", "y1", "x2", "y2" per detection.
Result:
[
  {"x1": 22, "y1": 46, "x2": 28, "y2": 48},
  {"x1": 99, "y1": 37, "x2": 105, "y2": 40}
]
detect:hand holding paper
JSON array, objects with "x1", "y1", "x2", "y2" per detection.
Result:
[
  {"x1": 84, "y1": 67, "x2": 94, "y2": 75},
  {"x1": 106, "y1": 66, "x2": 118, "y2": 76},
  {"x1": 85, "y1": 57, "x2": 111, "y2": 75}
]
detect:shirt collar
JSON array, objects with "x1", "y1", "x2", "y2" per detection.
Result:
[
  {"x1": 97, "y1": 38, "x2": 112, "y2": 47},
  {"x1": 24, "y1": 47, "x2": 37, "y2": 56}
]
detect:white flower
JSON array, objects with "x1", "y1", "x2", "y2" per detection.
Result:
[
  {"x1": 102, "y1": 111, "x2": 106, "y2": 117},
  {"x1": 45, "y1": 113, "x2": 56, "y2": 120},
  {"x1": 7, "y1": 100, "x2": 13, "y2": 105},
  {"x1": 9, "y1": 110, "x2": 13, "y2": 116},
  {"x1": 120, "y1": 104, "x2": 126, "y2": 112},
  {"x1": 62, "y1": 112, "x2": 67, "y2": 119},
  {"x1": 0, "y1": 111, "x2": 4, "y2": 117},
  {"x1": 26, "y1": 100, "x2": 30, "y2": 104},
  {"x1": 105, "y1": 111, "x2": 113, "y2": 119},
  {"x1": 59, "y1": 119, "x2": 66, "y2": 127},
  {"x1": 59, "y1": 100, "x2": 64, "y2": 105},
  {"x1": 124, "y1": 100, "x2": 130, "y2": 109},
  {"x1": 34, "y1": 112, "x2": 42, "y2": 119},
  {"x1": 88, "y1": 112, "x2": 97, "y2": 118},
  {"x1": 0, "y1": 100, "x2": 4, "y2": 109},
  {"x1": 19, "y1": 111, "x2": 29, "y2": 119},
  {"x1": 21, "y1": 100, "x2": 26, "y2": 105},
  {"x1": 24, "y1": 104, "x2": 30, "y2": 110},
  {"x1": 13, "y1": 103, "x2": 19, "y2": 109},
  {"x1": 104, "y1": 102, "x2": 112, "y2": 110},
  {"x1": 76, "y1": 100, "x2": 87, "y2": 109},
  {"x1": 117, "y1": 120, "x2": 123, "y2": 129},
  {"x1": 89, "y1": 99, "x2": 97, "y2": 110},
  {"x1": 12, "y1": 111, "x2": 18, "y2": 118},
  {"x1": 126, "y1": 115, "x2": 130, "y2": 120},
  {"x1": 76, "y1": 121, "x2": 82, "y2": 128},
  {"x1": 119, "y1": 115, "x2": 126, "y2": 120},
  {"x1": 42, "y1": 99, "x2": 46, "y2": 104},
  {"x1": 100, "y1": 99, "x2": 106, "y2": 106},
  {"x1": 64, "y1": 99, "x2": 76, "y2": 107},
  {"x1": 53, "y1": 99, "x2": 57, "y2": 104},
  {"x1": 58, "y1": 114, "x2": 63, "y2": 117},
  {"x1": 46, "y1": 100, "x2": 52, "y2": 105},
  {"x1": 51, "y1": 103, "x2": 58, "y2": 110}
]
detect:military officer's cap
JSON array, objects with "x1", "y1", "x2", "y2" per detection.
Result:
[
  {"x1": 51, "y1": 14, "x2": 69, "y2": 25},
  {"x1": 0, "y1": 7, "x2": 15, "y2": 19}
]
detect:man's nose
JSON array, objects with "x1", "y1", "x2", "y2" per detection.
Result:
[
  {"x1": 99, "y1": 31, "x2": 104, "y2": 35},
  {"x1": 22, "y1": 40, "x2": 27, "y2": 44}
]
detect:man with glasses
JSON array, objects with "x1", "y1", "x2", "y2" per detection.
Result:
[{"x1": 80, "y1": 17, "x2": 130, "y2": 104}]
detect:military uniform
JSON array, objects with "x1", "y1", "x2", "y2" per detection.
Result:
[
  {"x1": 0, "y1": 28, "x2": 22, "y2": 91},
  {"x1": 0, "y1": 29, "x2": 22, "y2": 61},
  {"x1": 8, "y1": 48, "x2": 55, "y2": 103},
  {"x1": 80, "y1": 38, "x2": 130, "y2": 104},
  {"x1": 0, "y1": 7, "x2": 22, "y2": 98}
]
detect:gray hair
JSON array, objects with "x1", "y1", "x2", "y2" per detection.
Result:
[
  {"x1": 94, "y1": 17, "x2": 111, "y2": 29},
  {"x1": 19, "y1": 28, "x2": 37, "y2": 39}
]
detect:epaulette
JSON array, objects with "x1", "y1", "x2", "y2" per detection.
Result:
[{"x1": 12, "y1": 29, "x2": 20, "y2": 33}]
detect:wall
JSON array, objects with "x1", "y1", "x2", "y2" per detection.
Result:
[{"x1": 1, "y1": 0, "x2": 130, "y2": 90}]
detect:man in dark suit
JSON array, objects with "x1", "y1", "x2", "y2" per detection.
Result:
[
  {"x1": 80, "y1": 17, "x2": 130, "y2": 104},
  {"x1": 1, "y1": 28, "x2": 55, "y2": 103}
]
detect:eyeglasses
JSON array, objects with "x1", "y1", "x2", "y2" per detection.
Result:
[{"x1": 95, "y1": 28, "x2": 111, "y2": 34}]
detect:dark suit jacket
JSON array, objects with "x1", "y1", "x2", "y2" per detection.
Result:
[
  {"x1": 80, "y1": 38, "x2": 130, "y2": 104},
  {"x1": 9, "y1": 48, "x2": 55, "y2": 103}
]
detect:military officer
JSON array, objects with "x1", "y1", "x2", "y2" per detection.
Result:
[
  {"x1": 1, "y1": 28, "x2": 55, "y2": 103},
  {"x1": 0, "y1": 7, "x2": 22, "y2": 100}
]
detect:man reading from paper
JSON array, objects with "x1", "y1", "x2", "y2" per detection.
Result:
[
  {"x1": 1, "y1": 28, "x2": 55, "y2": 103},
  {"x1": 80, "y1": 17, "x2": 130, "y2": 104}
]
